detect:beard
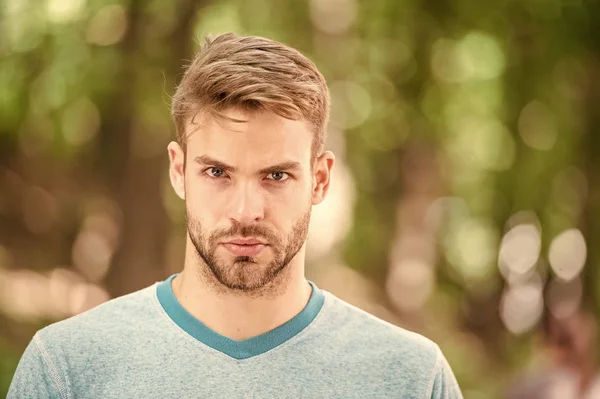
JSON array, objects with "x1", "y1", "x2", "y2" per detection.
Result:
[{"x1": 186, "y1": 209, "x2": 311, "y2": 293}]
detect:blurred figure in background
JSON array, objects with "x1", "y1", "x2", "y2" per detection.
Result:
[{"x1": 507, "y1": 309, "x2": 600, "y2": 399}]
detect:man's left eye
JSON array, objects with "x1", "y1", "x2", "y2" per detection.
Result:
[{"x1": 267, "y1": 172, "x2": 289, "y2": 181}]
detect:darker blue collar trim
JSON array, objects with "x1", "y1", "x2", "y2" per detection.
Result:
[{"x1": 157, "y1": 274, "x2": 324, "y2": 360}]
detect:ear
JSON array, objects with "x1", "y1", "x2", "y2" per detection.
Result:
[
  {"x1": 311, "y1": 151, "x2": 335, "y2": 205},
  {"x1": 167, "y1": 141, "x2": 186, "y2": 200}
]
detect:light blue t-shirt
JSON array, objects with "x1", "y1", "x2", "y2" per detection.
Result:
[{"x1": 8, "y1": 275, "x2": 463, "y2": 398}]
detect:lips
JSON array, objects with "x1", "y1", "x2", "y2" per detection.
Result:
[
  {"x1": 222, "y1": 239, "x2": 268, "y2": 257},
  {"x1": 228, "y1": 239, "x2": 266, "y2": 245}
]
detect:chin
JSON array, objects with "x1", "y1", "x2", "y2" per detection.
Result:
[
  {"x1": 231, "y1": 255, "x2": 255, "y2": 263},
  {"x1": 214, "y1": 252, "x2": 267, "y2": 268}
]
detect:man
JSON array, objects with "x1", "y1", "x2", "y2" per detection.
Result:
[
  {"x1": 9, "y1": 33, "x2": 462, "y2": 398},
  {"x1": 506, "y1": 310, "x2": 600, "y2": 399}
]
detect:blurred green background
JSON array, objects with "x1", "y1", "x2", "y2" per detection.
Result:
[{"x1": 2, "y1": 0, "x2": 600, "y2": 397}]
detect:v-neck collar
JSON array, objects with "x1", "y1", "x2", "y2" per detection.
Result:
[{"x1": 156, "y1": 274, "x2": 325, "y2": 360}]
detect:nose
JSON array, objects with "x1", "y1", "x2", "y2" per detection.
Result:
[{"x1": 226, "y1": 180, "x2": 265, "y2": 224}]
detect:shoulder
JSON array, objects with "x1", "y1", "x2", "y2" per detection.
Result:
[
  {"x1": 317, "y1": 291, "x2": 441, "y2": 370},
  {"x1": 9, "y1": 283, "x2": 162, "y2": 397},
  {"x1": 36, "y1": 283, "x2": 159, "y2": 349},
  {"x1": 312, "y1": 291, "x2": 461, "y2": 396},
  {"x1": 320, "y1": 290, "x2": 439, "y2": 356}
]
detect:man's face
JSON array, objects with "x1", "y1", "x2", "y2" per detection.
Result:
[{"x1": 168, "y1": 108, "x2": 333, "y2": 293}]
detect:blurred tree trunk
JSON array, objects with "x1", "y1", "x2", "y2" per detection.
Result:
[
  {"x1": 104, "y1": 0, "x2": 204, "y2": 297},
  {"x1": 582, "y1": 37, "x2": 600, "y2": 326}
]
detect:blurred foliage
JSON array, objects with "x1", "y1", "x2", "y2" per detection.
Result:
[{"x1": 2, "y1": 0, "x2": 600, "y2": 398}]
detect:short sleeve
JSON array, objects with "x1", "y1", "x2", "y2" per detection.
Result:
[
  {"x1": 7, "y1": 333, "x2": 67, "y2": 399},
  {"x1": 429, "y1": 347, "x2": 463, "y2": 399}
]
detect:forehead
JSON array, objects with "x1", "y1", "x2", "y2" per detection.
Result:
[{"x1": 185, "y1": 109, "x2": 313, "y2": 167}]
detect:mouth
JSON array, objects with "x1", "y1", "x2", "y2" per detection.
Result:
[
  {"x1": 227, "y1": 238, "x2": 267, "y2": 245},
  {"x1": 221, "y1": 238, "x2": 268, "y2": 257}
]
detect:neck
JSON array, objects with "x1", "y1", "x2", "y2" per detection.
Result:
[{"x1": 172, "y1": 244, "x2": 312, "y2": 341}]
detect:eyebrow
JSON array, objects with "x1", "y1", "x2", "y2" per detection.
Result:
[
  {"x1": 259, "y1": 161, "x2": 302, "y2": 175},
  {"x1": 194, "y1": 155, "x2": 236, "y2": 172},
  {"x1": 194, "y1": 155, "x2": 302, "y2": 174}
]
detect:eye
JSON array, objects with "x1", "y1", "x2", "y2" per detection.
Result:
[
  {"x1": 267, "y1": 171, "x2": 289, "y2": 181},
  {"x1": 206, "y1": 167, "x2": 226, "y2": 178}
]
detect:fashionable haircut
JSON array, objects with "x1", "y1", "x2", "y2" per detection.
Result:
[{"x1": 171, "y1": 33, "x2": 330, "y2": 157}]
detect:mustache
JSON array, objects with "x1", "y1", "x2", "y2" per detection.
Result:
[{"x1": 210, "y1": 223, "x2": 280, "y2": 244}]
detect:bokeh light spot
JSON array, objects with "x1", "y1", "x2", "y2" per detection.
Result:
[
  {"x1": 500, "y1": 274, "x2": 544, "y2": 335},
  {"x1": 46, "y1": 0, "x2": 86, "y2": 23},
  {"x1": 549, "y1": 228, "x2": 586, "y2": 281},
  {"x1": 86, "y1": 5, "x2": 128, "y2": 46},
  {"x1": 62, "y1": 97, "x2": 101, "y2": 146},
  {"x1": 518, "y1": 100, "x2": 558, "y2": 151},
  {"x1": 310, "y1": 0, "x2": 357, "y2": 35},
  {"x1": 498, "y1": 224, "x2": 541, "y2": 283},
  {"x1": 330, "y1": 81, "x2": 372, "y2": 129}
]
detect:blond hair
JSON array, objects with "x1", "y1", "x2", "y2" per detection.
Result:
[{"x1": 171, "y1": 33, "x2": 330, "y2": 156}]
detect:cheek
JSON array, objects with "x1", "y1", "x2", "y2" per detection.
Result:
[
  {"x1": 279, "y1": 172, "x2": 313, "y2": 201},
  {"x1": 184, "y1": 180, "x2": 223, "y2": 220},
  {"x1": 266, "y1": 183, "x2": 312, "y2": 220}
]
